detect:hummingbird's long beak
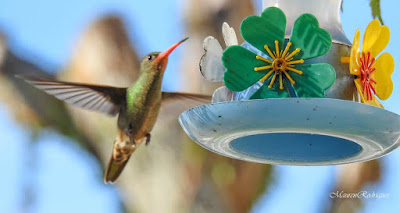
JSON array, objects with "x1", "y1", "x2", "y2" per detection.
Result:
[{"x1": 158, "y1": 37, "x2": 188, "y2": 60}]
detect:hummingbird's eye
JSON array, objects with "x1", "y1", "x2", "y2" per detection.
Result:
[{"x1": 147, "y1": 55, "x2": 154, "y2": 61}]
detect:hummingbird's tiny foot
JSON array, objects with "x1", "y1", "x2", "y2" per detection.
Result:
[{"x1": 145, "y1": 133, "x2": 151, "y2": 146}]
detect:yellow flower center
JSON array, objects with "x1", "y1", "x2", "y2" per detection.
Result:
[
  {"x1": 254, "y1": 40, "x2": 304, "y2": 90},
  {"x1": 272, "y1": 58, "x2": 287, "y2": 71}
]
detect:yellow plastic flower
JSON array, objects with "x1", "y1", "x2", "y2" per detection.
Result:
[{"x1": 343, "y1": 20, "x2": 394, "y2": 108}]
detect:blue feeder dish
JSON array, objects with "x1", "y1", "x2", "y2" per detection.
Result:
[
  {"x1": 179, "y1": 98, "x2": 400, "y2": 165},
  {"x1": 179, "y1": 1, "x2": 399, "y2": 165}
]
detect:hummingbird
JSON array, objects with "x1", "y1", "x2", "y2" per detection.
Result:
[{"x1": 20, "y1": 38, "x2": 210, "y2": 183}]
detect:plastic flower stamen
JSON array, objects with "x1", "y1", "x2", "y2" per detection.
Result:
[
  {"x1": 222, "y1": 7, "x2": 335, "y2": 99},
  {"x1": 342, "y1": 19, "x2": 394, "y2": 108},
  {"x1": 254, "y1": 40, "x2": 304, "y2": 90}
]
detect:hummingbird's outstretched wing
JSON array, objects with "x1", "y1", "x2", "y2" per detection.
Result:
[
  {"x1": 162, "y1": 92, "x2": 211, "y2": 105},
  {"x1": 159, "y1": 92, "x2": 211, "y2": 119},
  {"x1": 20, "y1": 76, "x2": 211, "y2": 117},
  {"x1": 19, "y1": 77, "x2": 126, "y2": 116},
  {"x1": 162, "y1": 92, "x2": 211, "y2": 113}
]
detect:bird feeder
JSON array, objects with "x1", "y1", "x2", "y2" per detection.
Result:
[{"x1": 179, "y1": 0, "x2": 399, "y2": 165}]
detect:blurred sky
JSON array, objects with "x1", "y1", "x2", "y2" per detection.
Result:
[{"x1": 0, "y1": 0, "x2": 399, "y2": 213}]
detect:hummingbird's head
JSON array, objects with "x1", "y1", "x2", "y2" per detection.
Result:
[{"x1": 140, "y1": 38, "x2": 188, "y2": 74}]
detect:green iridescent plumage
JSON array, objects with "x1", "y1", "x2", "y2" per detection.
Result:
[{"x1": 20, "y1": 38, "x2": 211, "y2": 183}]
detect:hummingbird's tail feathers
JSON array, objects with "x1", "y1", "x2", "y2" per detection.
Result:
[
  {"x1": 104, "y1": 141, "x2": 136, "y2": 183},
  {"x1": 18, "y1": 76, "x2": 127, "y2": 116},
  {"x1": 104, "y1": 155, "x2": 131, "y2": 183},
  {"x1": 104, "y1": 130, "x2": 137, "y2": 183}
]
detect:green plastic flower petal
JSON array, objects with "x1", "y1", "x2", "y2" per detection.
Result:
[
  {"x1": 223, "y1": 46, "x2": 267, "y2": 91},
  {"x1": 289, "y1": 14, "x2": 332, "y2": 60},
  {"x1": 250, "y1": 80, "x2": 290, "y2": 99},
  {"x1": 290, "y1": 63, "x2": 336, "y2": 97},
  {"x1": 221, "y1": 7, "x2": 335, "y2": 99},
  {"x1": 241, "y1": 7, "x2": 286, "y2": 56}
]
